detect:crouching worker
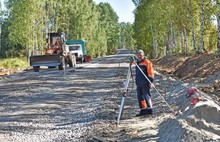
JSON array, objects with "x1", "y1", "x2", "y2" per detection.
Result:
[{"x1": 135, "y1": 49, "x2": 154, "y2": 117}]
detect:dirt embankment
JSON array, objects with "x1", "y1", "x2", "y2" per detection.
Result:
[{"x1": 153, "y1": 53, "x2": 220, "y2": 97}]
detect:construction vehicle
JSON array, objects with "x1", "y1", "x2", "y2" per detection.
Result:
[
  {"x1": 66, "y1": 40, "x2": 91, "y2": 63},
  {"x1": 30, "y1": 32, "x2": 76, "y2": 72}
]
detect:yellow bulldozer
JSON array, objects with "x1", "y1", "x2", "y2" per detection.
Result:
[{"x1": 30, "y1": 32, "x2": 76, "y2": 72}]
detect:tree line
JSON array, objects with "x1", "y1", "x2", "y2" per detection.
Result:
[
  {"x1": 2, "y1": 0, "x2": 220, "y2": 60},
  {"x1": 0, "y1": 0, "x2": 135, "y2": 58},
  {"x1": 132, "y1": 0, "x2": 220, "y2": 58}
]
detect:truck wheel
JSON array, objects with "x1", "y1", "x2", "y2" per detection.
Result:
[
  {"x1": 58, "y1": 57, "x2": 65, "y2": 70},
  {"x1": 68, "y1": 55, "x2": 75, "y2": 67},
  {"x1": 33, "y1": 66, "x2": 40, "y2": 72},
  {"x1": 73, "y1": 55, "x2": 76, "y2": 66},
  {"x1": 83, "y1": 57, "x2": 86, "y2": 63}
]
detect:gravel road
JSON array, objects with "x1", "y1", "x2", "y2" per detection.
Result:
[
  {"x1": 0, "y1": 54, "x2": 135, "y2": 142},
  {"x1": 1, "y1": 52, "x2": 219, "y2": 142}
]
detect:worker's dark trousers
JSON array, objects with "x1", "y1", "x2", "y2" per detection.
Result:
[{"x1": 136, "y1": 85, "x2": 152, "y2": 110}]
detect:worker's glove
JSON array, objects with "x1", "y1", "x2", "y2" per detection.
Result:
[
  {"x1": 130, "y1": 56, "x2": 135, "y2": 62},
  {"x1": 129, "y1": 56, "x2": 137, "y2": 63}
]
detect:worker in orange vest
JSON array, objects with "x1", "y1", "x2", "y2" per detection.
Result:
[{"x1": 135, "y1": 49, "x2": 154, "y2": 117}]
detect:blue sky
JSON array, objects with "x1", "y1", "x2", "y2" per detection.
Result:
[
  {"x1": 93, "y1": 0, "x2": 135, "y2": 23},
  {"x1": 0, "y1": 0, "x2": 135, "y2": 23}
]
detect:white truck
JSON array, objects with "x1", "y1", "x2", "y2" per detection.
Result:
[{"x1": 66, "y1": 40, "x2": 91, "y2": 63}]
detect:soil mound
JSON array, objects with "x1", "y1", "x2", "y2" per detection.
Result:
[
  {"x1": 174, "y1": 53, "x2": 220, "y2": 80},
  {"x1": 153, "y1": 53, "x2": 220, "y2": 97}
]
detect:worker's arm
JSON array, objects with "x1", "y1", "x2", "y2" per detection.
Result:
[
  {"x1": 148, "y1": 62, "x2": 154, "y2": 89},
  {"x1": 145, "y1": 60, "x2": 154, "y2": 89},
  {"x1": 146, "y1": 60, "x2": 154, "y2": 82}
]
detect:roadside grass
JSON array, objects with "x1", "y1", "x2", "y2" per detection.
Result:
[{"x1": 0, "y1": 58, "x2": 29, "y2": 69}]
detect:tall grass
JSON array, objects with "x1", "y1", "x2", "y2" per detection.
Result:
[{"x1": 0, "y1": 58, "x2": 29, "y2": 69}]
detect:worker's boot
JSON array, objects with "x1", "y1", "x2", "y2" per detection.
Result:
[
  {"x1": 135, "y1": 110, "x2": 145, "y2": 117},
  {"x1": 135, "y1": 109, "x2": 148, "y2": 117},
  {"x1": 147, "y1": 109, "x2": 153, "y2": 115}
]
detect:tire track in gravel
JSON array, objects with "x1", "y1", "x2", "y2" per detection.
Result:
[{"x1": 0, "y1": 55, "x2": 131, "y2": 142}]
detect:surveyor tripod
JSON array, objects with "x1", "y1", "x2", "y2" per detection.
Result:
[
  {"x1": 116, "y1": 56, "x2": 175, "y2": 126},
  {"x1": 116, "y1": 62, "x2": 132, "y2": 127}
]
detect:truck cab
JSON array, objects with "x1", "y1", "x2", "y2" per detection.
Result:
[
  {"x1": 68, "y1": 44, "x2": 84, "y2": 63},
  {"x1": 66, "y1": 40, "x2": 87, "y2": 63}
]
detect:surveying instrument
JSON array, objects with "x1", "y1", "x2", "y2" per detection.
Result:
[
  {"x1": 116, "y1": 56, "x2": 175, "y2": 127},
  {"x1": 116, "y1": 56, "x2": 135, "y2": 127}
]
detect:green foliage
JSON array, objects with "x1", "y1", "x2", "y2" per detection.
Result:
[
  {"x1": 119, "y1": 22, "x2": 135, "y2": 49},
  {"x1": 97, "y1": 2, "x2": 120, "y2": 55},
  {"x1": 133, "y1": 0, "x2": 219, "y2": 58},
  {"x1": 0, "y1": 58, "x2": 28, "y2": 69},
  {"x1": 1, "y1": 0, "x2": 128, "y2": 58}
]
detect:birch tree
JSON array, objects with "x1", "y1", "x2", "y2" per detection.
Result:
[
  {"x1": 186, "y1": 0, "x2": 197, "y2": 52},
  {"x1": 198, "y1": 0, "x2": 205, "y2": 53},
  {"x1": 0, "y1": 1, "x2": 2, "y2": 51},
  {"x1": 1, "y1": 0, "x2": 120, "y2": 58},
  {"x1": 217, "y1": 0, "x2": 220, "y2": 57},
  {"x1": 98, "y1": 2, "x2": 120, "y2": 54}
]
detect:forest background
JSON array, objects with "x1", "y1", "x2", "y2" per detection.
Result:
[{"x1": 0, "y1": 0, "x2": 220, "y2": 67}]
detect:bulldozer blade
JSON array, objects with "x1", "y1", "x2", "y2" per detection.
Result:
[{"x1": 30, "y1": 55, "x2": 61, "y2": 67}]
